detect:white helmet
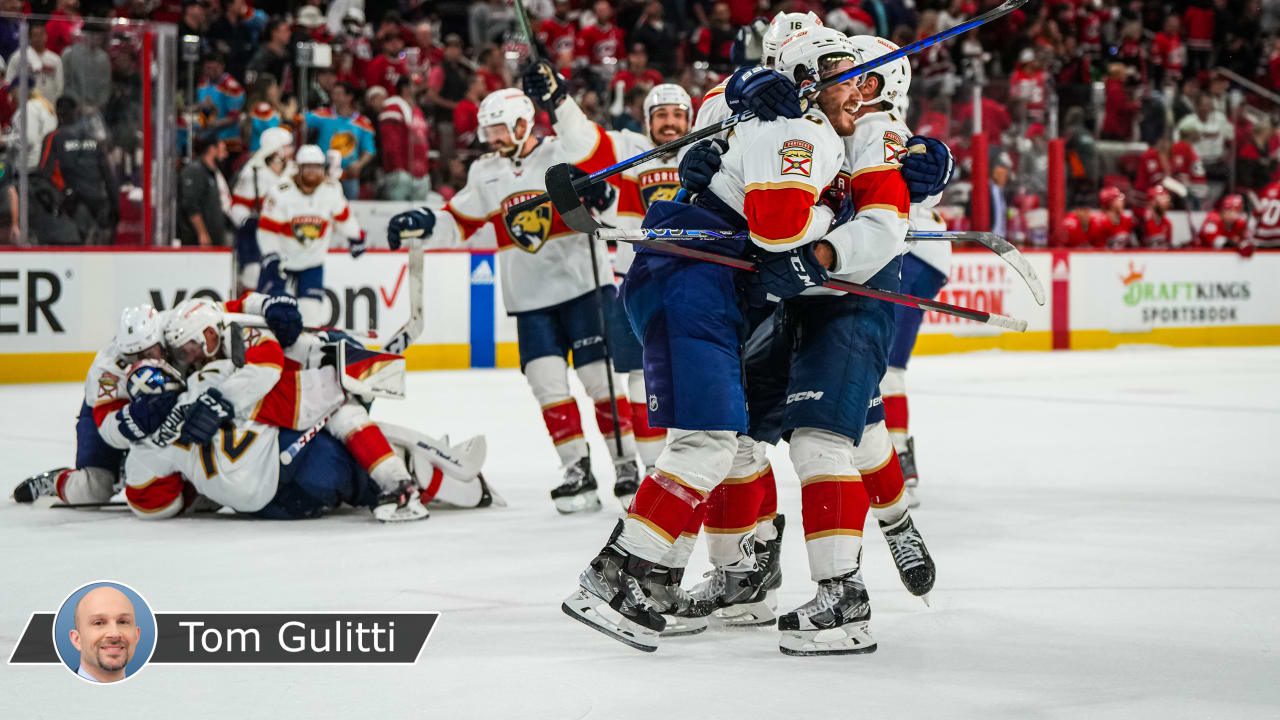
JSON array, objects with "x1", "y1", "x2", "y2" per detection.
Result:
[
  {"x1": 892, "y1": 94, "x2": 909, "y2": 121},
  {"x1": 477, "y1": 88, "x2": 536, "y2": 147},
  {"x1": 762, "y1": 11, "x2": 824, "y2": 67},
  {"x1": 164, "y1": 298, "x2": 224, "y2": 360},
  {"x1": 643, "y1": 83, "x2": 692, "y2": 137},
  {"x1": 295, "y1": 144, "x2": 326, "y2": 166},
  {"x1": 258, "y1": 126, "x2": 294, "y2": 159},
  {"x1": 776, "y1": 27, "x2": 857, "y2": 87},
  {"x1": 848, "y1": 35, "x2": 911, "y2": 110},
  {"x1": 116, "y1": 304, "x2": 163, "y2": 356}
]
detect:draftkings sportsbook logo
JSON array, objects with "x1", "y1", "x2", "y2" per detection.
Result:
[
  {"x1": 1120, "y1": 262, "x2": 1251, "y2": 323},
  {"x1": 502, "y1": 192, "x2": 552, "y2": 253}
]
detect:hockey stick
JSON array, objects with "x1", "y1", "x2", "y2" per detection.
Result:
[
  {"x1": 223, "y1": 312, "x2": 379, "y2": 343},
  {"x1": 545, "y1": 164, "x2": 1027, "y2": 331},
  {"x1": 904, "y1": 230, "x2": 1046, "y2": 305},
  {"x1": 279, "y1": 405, "x2": 341, "y2": 466},
  {"x1": 51, "y1": 501, "x2": 126, "y2": 509},
  {"x1": 511, "y1": 0, "x2": 558, "y2": 120},
  {"x1": 586, "y1": 222, "x2": 626, "y2": 459},
  {"x1": 510, "y1": 0, "x2": 1029, "y2": 216},
  {"x1": 383, "y1": 232, "x2": 425, "y2": 355}
]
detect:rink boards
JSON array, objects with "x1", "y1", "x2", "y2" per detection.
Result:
[{"x1": 0, "y1": 247, "x2": 1277, "y2": 383}]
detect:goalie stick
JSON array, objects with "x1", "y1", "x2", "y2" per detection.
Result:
[
  {"x1": 544, "y1": 164, "x2": 1028, "y2": 332},
  {"x1": 509, "y1": 0, "x2": 1030, "y2": 216},
  {"x1": 382, "y1": 232, "x2": 426, "y2": 355}
]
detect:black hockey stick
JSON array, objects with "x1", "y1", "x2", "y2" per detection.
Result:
[
  {"x1": 510, "y1": 0, "x2": 1030, "y2": 217},
  {"x1": 51, "y1": 501, "x2": 126, "y2": 509},
  {"x1": 545, "y1": 164, "x2": 1028, "y2": 331}
]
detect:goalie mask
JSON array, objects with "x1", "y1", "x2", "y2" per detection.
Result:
[{"x1": 477, "y1": 89, "x2": 536, "y2": 156}]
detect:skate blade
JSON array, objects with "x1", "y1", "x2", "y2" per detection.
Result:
[
  {"x1": 712, "y1": 599, "x2": 777, "y2": 628},
  {"x1": 919, "y1": 592, "x2": 932, "y2": 608},
  {"x1": 561, "y1": 590, "x2": 659, "y2": 652},
  {"x1": 554, "y1": 491, "x2": 602, "y2": 515},
  {"x1": 659, "y1": 615, "x2": 708, "y2": 637},
  {"x1": 779, "y1": 622, "x2": 877, "y2": 656},
  {"x1": 374, "y1": 501, "x2": 430, "y2": 523},
  {"x1": 477, "y1": 473, "x2": 507, "y2": 508}
]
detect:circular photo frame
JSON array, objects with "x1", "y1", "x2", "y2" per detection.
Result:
[{"x1": 52, "y1": 581, "x2": 157, "y2": 684}]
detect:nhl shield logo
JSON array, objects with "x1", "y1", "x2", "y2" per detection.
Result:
[{"x1": 503, "y1": 193, "x2": 552, "y2": 253}]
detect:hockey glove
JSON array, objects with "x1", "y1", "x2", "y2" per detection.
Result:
[
  {"x1": 746, "y1": 244, "x2": 830, "y2": 300},
  {"x1": 901, "y1": 136, "x2": 954, "y2": 203},
  {"x1": 178, "y1": 388, "x2": 235, "y2": 446},
  {"x1": 726, "y1": 66, "x2": 803, "y2": 122},
  {"x1": 349, "y1": 230, "x2": 368, "y2": 258},
  {"x1": 116, "y1": 391, "x2": 180, "y2": 443},
  {"x1": 386, "y1": 208, "x2": 435, "y2": 250},
  {"x1": 258, "y1": 253, "x2": 287, "y2": 296},
  {"x1": 521, "y1": 60, "x2": 567, "y2": 112},
  {"x1": 262, "y1": 295, "x2": 302, "y2": 348},
  {"x1": 568, "y1": 165, "x2": 617, "y2": 214},
  {"x1": 678, "y1": 138, "x2": 729, "y2": 195}
]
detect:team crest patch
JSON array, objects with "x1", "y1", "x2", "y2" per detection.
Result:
[
  {"x1": 779, "y1": 139, "x2": 814, "y2": 177},
  {"x1": 503, "y1": 192, "x2": 552, "y2": 253},
  {"x1": 639, "y1": 169, "x2": 680, "y2": 208},
  {"x1": 291, "y1": 216, "x2": 329, "y2": 245},
  {"x1": 884, "y1": 131, "x2": 907, "y2": 164}
]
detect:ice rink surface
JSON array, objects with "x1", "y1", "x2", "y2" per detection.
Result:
[{"x1": 2, "y1": 347, "x2": 1278, "y2": 719}]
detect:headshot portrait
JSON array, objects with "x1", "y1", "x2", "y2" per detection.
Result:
[{"x1": 53, "y1": 582, "x2": 156, "y2": 684}]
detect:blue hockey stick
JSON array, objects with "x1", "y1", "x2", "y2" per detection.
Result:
[{"x1": 512, "y1": 0, "x2": 1029, "y2": 216}]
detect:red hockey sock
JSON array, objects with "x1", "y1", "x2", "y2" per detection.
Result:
[
  {"x1": 627, "y1": 470, "x2": 708, "y2": 544},
  {"x1": 593, "y1": 397, "x2": 633, "y2": 443},
  {"x1": 800, "y1": 474, "x2": 870, "y2": 580},
  {"x1": 862, "y1": 451, "x2": 907, "y2": 509},
  {"x1": 703, "y1": 467, "x2": 768, "y2": 534},
  {"x1": 884, "y1": 394, "x2": 909, "y2": 438},
  {"x1": 541, "y1": 399, "x2": 584, "y2": 447},
  {"x1": 345, "y1": 424, "x2": 396, "y2": 474},
  {"x1": 757, "y1": 464, "x2": 778, "y2": 523}
]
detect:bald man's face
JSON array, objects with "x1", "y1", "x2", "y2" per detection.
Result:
[{"x1": 71, "y1": 587, "x2": 139, "y2": 681}]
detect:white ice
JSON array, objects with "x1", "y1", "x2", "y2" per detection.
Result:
[{"x1": 2, "y1": 347, "x2": 1278, "y2": 719}]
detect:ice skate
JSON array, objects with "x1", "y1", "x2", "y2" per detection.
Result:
[
  {"x1": 687, "y1": 536, "x2": 775, "y2": 627},
  {"x1": 562, "y1": 543, "x2": 666, "y2": 652},
  {"x1": 12, "y1": 468, "x2": 67, "y2": 504},
  {"x1": 612, "y1": 459, "x2": 640, "y2": 510},
  {"x1": 550, "y1": 455, "x2": 602, "y2": 514},
  {"x1": 475, "y1": 473, "x2": 506, "y2": 508},
  {"x1": 778, "y1": 571, "x2": 877, "y2": 656},
  {"x1": 881, "y1": 512, "x2": 935, "y2": 601},
  {"x1": 642, "y1": 566, "x2": 709, "y2": 636},
  {"x1": 900, "y1": 436, "x2": 920, "y2": 508},
  {"x1": 742, "y1": 514, "x2": 786, "y2": 617},
  {"x1": 372, "y1": 480, "x2": 430, "y2": 523}
]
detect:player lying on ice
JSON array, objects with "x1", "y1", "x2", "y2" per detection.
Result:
[
  {"x1": 563, "y1": 27, "x2": 950, "y2": 655},
  {"x1": 16, "y1": 298, "x2": 496, "y2": 522}
]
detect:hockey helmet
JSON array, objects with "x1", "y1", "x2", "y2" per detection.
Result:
[
  {"x1": 762, "y1": 11, "x2": 824, "y2": 68},
  {"x1": 116, "y1": 304, "x2": 164, "y2": 358},
  {"x1": 164, "y1": 298, "x2": 225, "y2": 368},
  {"x1": 1221, "y1": 194, "x2": 1244, "y2": 212},
  {"x1": 775, "y1": 27, "x2": 857, "y2": 88},
  {"x1": 847, "y1": 35, "x2": 911, "y2": 111},
  {"x1": 258, "y1": 126, "x2": 294, "y2": 159},
  {"x1": 643, "y1": 83, "x2": 693, "y2": 140},
  {"x1": 1098, "y1": 185, "x2": 1124, "y2": 208},
  {"x1": 477, "y1": 88, "x2": 536, "y2": 148},
  {"x1": 1146, "y1": 184, "x2": 1167, "y2": 202},
  {"x1": 295, "y1": 144, "x2": 326, "y2": 166}
]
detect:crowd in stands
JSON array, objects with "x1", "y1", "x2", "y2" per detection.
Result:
[{"x1": 0, "y1": 0, "x2": 1276, "y2": 252}]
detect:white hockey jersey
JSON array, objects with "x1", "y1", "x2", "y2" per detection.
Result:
[
  {"x1": 692, "y1": 80, "x2": 731, "y2": 136},
  {"x1": 229, "y1": 160, "x2": 294, "y2": 228},
  {"x1": 82, "y1": 343, "x2": 141, "y2": 451},
  {"x1": 706, "y1": 107, "x2": 844, "y2": 251},
  {"x1": 551, "y1": 97, "x2": 683, "y2": 274},
  {"x1": 124, "y1": 362, "x2": 282, "y2": 518},
  {"x1": 817, "y1": 110, "x2": 912, "y2": 289},
  {"x1": 257, "y1": 176, "x2": 361, "y2": 271},
  {"x1": 426, "y1": 136, "x2": 611, "y2": 314}
]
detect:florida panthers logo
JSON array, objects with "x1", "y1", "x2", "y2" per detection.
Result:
[
  {"x1": 503, "y1": 192, "x2": 552, "y2": 253},
  {"x1": 639, "y1": 169, "x2": 680, "y2": 209},
  {"x1": 291, "y1": 215, "x2": 328, "y2": 245}
]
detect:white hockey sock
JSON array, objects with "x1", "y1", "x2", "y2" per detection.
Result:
[
  {"x1": 57, "y1": 467, "x2": 116, "y2": 504},
  {"x1": 576, "y1": 360, "x2": 637, "y2": 462}
]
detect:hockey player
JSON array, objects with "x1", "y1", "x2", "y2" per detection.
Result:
[
  {"x1": 161, "y1": 298, "x2": 428, "y2": 520},
  {"x1": 1092, "y1": 186, "x2": 1137, "y2": 249},
  {"x1": 520, "y1": 68, "x2": 694, "y2": 484},
  {"x1": 121, "y1": 359, "x2": 493, "y2": 521},
  {"x1": 257, "y1": 144, "x2": 365, "y2": 326},
  {"x1": 562, "y1": 27, "x2": 866, "y2": 652},
  {"x1": 230, "y1": 126, "x2": 295, "y2": 292},
  {"x1": 385, "y1": 88, "x2": 640, "y2": 514},
  {"x1": 1137, "y1": 185, "x2": 1175, "y2": 249},
  {"x1": 12, "y1": 295, "x2": 301, "y2": 506},
  {"x1": 1198, "y1": 194, "x2": 1254, "y2": 256},
  {"x1": 1252, "y1": 179, "x2": 1280, "y2": 248}
]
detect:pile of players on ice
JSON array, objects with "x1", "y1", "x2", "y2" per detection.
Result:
[
  {"x1": 13, "y1": 294, "x2": 498, "y2": 522},
  {"x1": 381, "y1": 13, "x2": 957, "y2": 656}
]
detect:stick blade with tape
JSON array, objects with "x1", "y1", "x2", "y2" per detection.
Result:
[{"x1": 545, "y1": 163, "x2": 604, "y2": 235}]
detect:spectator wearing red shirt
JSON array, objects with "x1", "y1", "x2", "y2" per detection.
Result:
[
  {"x1": 453, "y1": 75, "x2": 487, "y2": 152},
  {"x1": 1135, "y1": 134, "x2": 1207, "y2": 205},
  {"x1": 475, "y1": 46, "x2": 509, "y2": 95},
  {"x1": 1092, "y1": 186, "x2": 1137, "y2": 249},
  {"x1": 692, "y1": 2, "x2": 736, "y2": 73},
  {"x1": 955, "y1": 96, "x2": 1011, "y2": 146},
  {"x1": 1151, "y1": 15, "x2": 1186, "y2": 86},
  {"x1": 1198, "y1": 195, "x2": 1254, "y2": 255},
  {"x1": 613, "y1": 44, "x2": 665, "y2": 94},
  {"x1": 378, "y1": 76, "x2": 431, "y2": 201},
  {"x1": 1100, "y1": 63, "x2": 1140, "y2": 140},
  {"x1": 47, "y1": 0, "x2": 84, "y2": 55},
  {"x1": 1060, "y1": 210, "x2": 1094, "y2": 248},
  {"x1": 538, "y1": 0, "x2": 577, "y2": 59},
  {"x1": 1009, "y1": 48, "x2": 1049, "y2": 123},
  {"x1": 577, "y1": 0, "x2": 626, "y2": 65},
  {"x1": 1252, "y1": 179, "x2": 1280, "y2": 248},
  {"x1": 1137, "y1": 185, "x2": 1175, "y2": 248},
  {"x1": 364, "y1": 30, "x2": 408, "y2": 93},
  {"x1": 1183, "y1": 2, "x2": 1215, "y2": 73}
]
